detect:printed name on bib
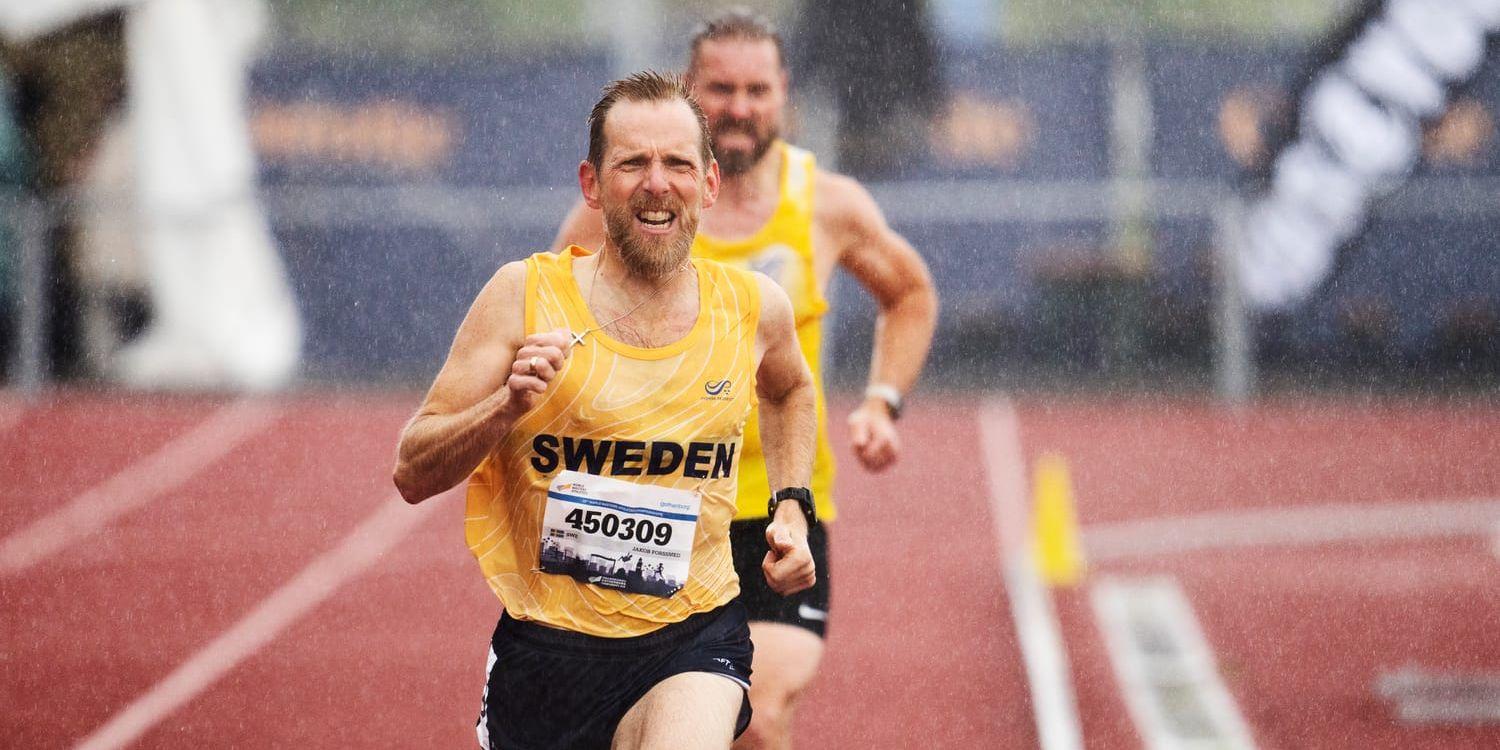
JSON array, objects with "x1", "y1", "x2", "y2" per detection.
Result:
[{"x1": 537, "y1": 470, "x2": 700, "y2": 598}]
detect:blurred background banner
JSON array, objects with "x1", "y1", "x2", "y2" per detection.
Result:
[
  {"x1": 5, "y1": 0, "x2": 1500, "y2": 390},
  {"x1": 249, "y1": 50, "x2": 609, "y2": 379},
  {"x1": 1239, "y1": 0, "x2": 1500, "y2": 312}
]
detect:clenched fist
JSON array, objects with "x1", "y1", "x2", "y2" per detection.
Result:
[
  {"x1": 502, "y1": 328, "x2": 574, "y2": 415},
  {"x1": 762, "y1": 519, "x2": 816, "y2": 596}
]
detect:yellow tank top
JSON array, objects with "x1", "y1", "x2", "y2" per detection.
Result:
[
  {"x1": 464, "y1": 246, "x2": 761, "y2": 637},
  {"x1": 693, "y1": 141, "x2": 837, "y2": 521}
]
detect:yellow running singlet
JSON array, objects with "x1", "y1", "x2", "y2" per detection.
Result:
[
  {"x1": 693, "y1": 141, "x2": 837, "y2": 522},
  {"x1": 464, "y1": 246, "x2": 761, "y2": 637}
]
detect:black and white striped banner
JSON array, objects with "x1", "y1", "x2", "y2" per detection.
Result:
[{"x1": 1239, "y1": 0, "x2": 1500, "y2": 310}]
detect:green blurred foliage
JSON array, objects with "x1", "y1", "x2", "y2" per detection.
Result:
[
  {"x1": 267, "y1": 0, "x2": 588, "y2": 56},
  {"x1": 267, "y1": 0, "x2": 1353, "y2": 55},
  {"x1": 1003, "y1": 0, "x2": 1354, "y2": 42},
  {"x1": 266, "y1": 0, "x2": 795, "y2": 56}
]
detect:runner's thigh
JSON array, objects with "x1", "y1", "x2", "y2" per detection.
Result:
[{"x1": 613, "y1": 672, "x2": 744, "y2": 750}]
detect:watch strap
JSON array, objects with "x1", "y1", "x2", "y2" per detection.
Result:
[{"x1": 769, "y1": 486, "x2": 817, "y2": 526}]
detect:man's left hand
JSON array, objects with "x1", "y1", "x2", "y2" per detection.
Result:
[
  {"x1": 762, "y1": 518, "x2": 815, "y2": 596},
  {"x1": 849, "y1": 402, "x2": 900, "y2": 472}
]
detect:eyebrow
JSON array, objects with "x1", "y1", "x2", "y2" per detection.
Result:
[{"x1": 610, "y1": 146, "x2": 699, "y2": 166}]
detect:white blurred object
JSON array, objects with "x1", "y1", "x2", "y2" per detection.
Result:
[
  {"x1": 0, "y1": 0, "x2": 135, "y2": 43},
  {"x1": 112, "y1": 0, "x2": 301, "y2": 391},
  {"x1": 1456, "y1": 0, "x2": 1500, "y2": 30}
]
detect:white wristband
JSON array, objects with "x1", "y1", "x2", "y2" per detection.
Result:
[{"x1": 864, "y1": 384, "x2": 903, "y2": 419}]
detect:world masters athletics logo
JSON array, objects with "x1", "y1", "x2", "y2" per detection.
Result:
[{"x1": 704, "y1": 379, "x2": 733, "y2": 400}]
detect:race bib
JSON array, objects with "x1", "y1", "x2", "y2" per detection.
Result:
[{"x1": 538, "y1": 470, "x2": 699, "y2": 598}]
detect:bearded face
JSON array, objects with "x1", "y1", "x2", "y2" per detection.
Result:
[
  {"x1": 603, "y1": 191, "x2": 699, "y2": 279},
  {"x1": 689, "y1": 37, "x2": 788, "y2": 176},
  {"x1": 587, "y1": 98, "x2": 718, "y2": 280},
  {"x1": 708, "y1": 111, "x2": 779, "y2": 176}
]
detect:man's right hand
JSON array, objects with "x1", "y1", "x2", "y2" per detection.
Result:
[{"x1": 502, "y1": 328, "x2": 573, "y2": 415}]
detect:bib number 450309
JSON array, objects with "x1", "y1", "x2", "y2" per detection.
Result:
[
  {"x1": 539, "y1": 470, "x2": 700, "y2": 598},
  {"x1": 562, "y1": 508, "x2": 674, "y2": 546}
]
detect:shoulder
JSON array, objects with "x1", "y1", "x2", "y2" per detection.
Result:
[
  {"x1": 469, "y1": 259, "x2": 529, "y2": 318},
  {"x1": 525, "y1": 248, "x2": 570, "y2": 269},
  {"x1": 812, "y1": 168, "x2": 886, "y2": 234},
  {"x1": 516, "y1": 247, "x2": 583, "y2": 282},
  {"x1": 497, "y1": 257, "x2": 531, "y2": 284},
  {"x1": 441, "y1": 259, "x2": 529, "y2": 358},
  {"x1": 748, "y1": 270, "x2": 794, "y2": 333}
]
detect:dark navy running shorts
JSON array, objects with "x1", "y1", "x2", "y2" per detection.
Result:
[
  {"x1": 477, "y1": 600, "x2": 754, "y2": 749},
  {"x1": 729, "y1": 519, "x2": 831, "y2": 638}
]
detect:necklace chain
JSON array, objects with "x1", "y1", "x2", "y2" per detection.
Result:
[{"x1": 573, "y1": 244, "x2": 689, "y2": 347}]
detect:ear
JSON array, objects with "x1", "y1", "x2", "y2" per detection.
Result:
[
  {"x1": 579, "y1": 160, "x2": 602, "y2": 210},
  {"x1": 701, "y1": 158, "x2": 721, "y2": 210}
]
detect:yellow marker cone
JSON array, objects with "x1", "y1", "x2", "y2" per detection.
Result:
[{"x1": 1032, "y1": 452, "x2": 1086, "y2": 587}]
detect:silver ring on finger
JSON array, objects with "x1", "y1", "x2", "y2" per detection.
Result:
[{"x1": 529, "y1": 356, "x2": 539, "y2": 375}]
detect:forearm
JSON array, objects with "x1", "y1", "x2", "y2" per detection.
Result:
[
  {"x1": 756, "y1": 376, "x2": 817, "y2": 493},
  {"x1": 393, "y1": 390, "x2": 519, "y2": 503},
  {"x1": 868, "y1": 283, "x2": 937, "y2": 393}
]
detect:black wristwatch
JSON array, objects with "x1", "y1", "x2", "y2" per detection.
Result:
[{"x1": 768, "y1": 487, "x2": 817, "y2": 527}]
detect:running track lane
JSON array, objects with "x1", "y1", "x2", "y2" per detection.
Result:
[
  {"x1": 0, "y1": 395, "x2": 230, "y2": 540},
  {"x1": 0, "y1": 394, "x2": 415, "y2": 747},
  {"x1": 1114, "y1": 537, "x2": 1500, "y2": 750},
  {"x1": 69, "y1": 395, "x2": 1036, "y2": 747},
  {"x1": 0, "y1": 400, "x2": 281, "y2": 573},
  {"x1": 799, "y1": 399, "x2": 1035, "y2": 747},
  {"x1": 1020, "y1": 397, "x2": 1500, "y2": 750}
]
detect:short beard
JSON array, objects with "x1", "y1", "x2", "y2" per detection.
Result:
[
  {"x1": 710, "y1": 119, "x2": 778, "y2": 176},
  {"x1": 604, "y1": 203, "x2": 697, "y2": 280}
]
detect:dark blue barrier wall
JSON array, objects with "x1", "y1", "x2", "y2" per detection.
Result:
[
  {"x1": 926, "y1": 45, "x2": 1112, "y2": 180},
  {"x1": 252, "y1": 52, "x2": 608, "y2": 379},
  {"x1": 250, "y1": 43, "x2": 1500, "y2": 383},
  {"x1": 252, "y1": 52, "x2": 610, "y2": 187}
]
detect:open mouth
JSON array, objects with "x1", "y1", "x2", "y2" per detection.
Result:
[{"x1": 635, "y1": 209, "x2": 677, "y2": 234}]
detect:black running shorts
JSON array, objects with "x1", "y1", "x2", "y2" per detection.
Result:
[
  {"x1": 729, "y1": 519, "x2": 831, "y2": 638},
  {"x1": 477, "y1": 601, "x2": 754, "y2": 750}
]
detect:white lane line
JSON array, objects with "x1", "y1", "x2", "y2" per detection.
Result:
[
  {"x1": 979, "y1": 399, "x2": 1084, "y2": 750},
  {"x1": 1377, "y1": 667, "x2": 1500, "y2": 724},
  {"x1": 0, "y1": 400, "x2": 281, "y2": 574},
  {"x1": 75, "y1": 494, "x2": 440, "y2": 750},
  {"x1": 1091, "y1": 577, "x2": 1257, "y2": 750},
  {"x1": 1085, "y1": 497, "x2": 1500, "y2": 562}
]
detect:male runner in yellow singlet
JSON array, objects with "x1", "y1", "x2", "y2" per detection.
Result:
[
  {"x1": 554, "y1": 10, "x2": 938, "y2": 749},
  {"x1": 395, "y1": 71, "x2": 819, "y2": 750}
]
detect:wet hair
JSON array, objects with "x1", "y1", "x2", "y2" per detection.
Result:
[
  {"x1": 587, "y1": 70, "x2": 713, "y2": 170},
  {"x1": 688, "y1": 7, "x2": 786, "y2": 71}
]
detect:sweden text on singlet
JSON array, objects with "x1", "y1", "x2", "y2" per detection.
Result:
[{"x1": 529, "y1": 435, "x2": 737, "y2": 479}]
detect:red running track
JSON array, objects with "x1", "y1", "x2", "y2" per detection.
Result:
[
  {"x1": 1020, "y1": 396, "x2": 1500, "y2": 750},
  {"x1": 2, "y1": 391, "x2": 1498, "y2": 748}
]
